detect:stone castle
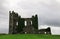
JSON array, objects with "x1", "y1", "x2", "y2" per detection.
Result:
[{"x1": 9, "y1": 11, "x2": 51, "y2": 34}]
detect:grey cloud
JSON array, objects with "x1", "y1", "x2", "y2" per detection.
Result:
[
  {"x1": 0, "y1": 0, "x2": 60, "y2": 34},
  {"x1": 0, "y1": 0, "x2": 9, "y2": 33},
  {"x1": 17, "y1": 0, "x2": 60, "y2": 26}
]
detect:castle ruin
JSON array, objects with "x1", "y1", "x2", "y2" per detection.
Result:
[{"x1": 9, "y1": 11, "x2": 51, "y2": 34}]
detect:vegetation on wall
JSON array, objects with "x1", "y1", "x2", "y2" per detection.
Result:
[
  {"x1": 32, "y1": 15, "x2": 38, "y2": 29},
  {"x1": 18, "y1": 16, "x2": 25, "y2": 33}
]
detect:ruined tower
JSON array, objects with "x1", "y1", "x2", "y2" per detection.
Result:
[
  {"x1": 9, "y1": 11, "x2": 18, "y2": 34},
  {"x1": 32, "y1": 15, "x2": 38, "y2": 29}
]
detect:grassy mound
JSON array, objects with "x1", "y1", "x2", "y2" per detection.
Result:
[{"x1": 0, "y1": 34, "x2": 60, "y2": 39}]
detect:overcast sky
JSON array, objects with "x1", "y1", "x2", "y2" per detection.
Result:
[{"x1": 0, "y1": 0, "x2": 60, "y2": 35}]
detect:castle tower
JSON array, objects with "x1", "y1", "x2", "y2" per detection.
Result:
[
  {"x1": 9, "y1": 11, "x2": 18, "y2": 34},
  {"x1": 32, "y1": 14, "x2": 38, "y2": 29}
]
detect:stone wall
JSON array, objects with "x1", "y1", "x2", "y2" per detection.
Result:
[{"x1": 9, "y1": 11, "x2": 51, "y2": 34}]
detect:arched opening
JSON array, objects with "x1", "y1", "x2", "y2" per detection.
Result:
[
  {"x1": 31, "y1": 21, "x2": 32, "y2": 25},
  {"x1": 44, "y1": 32, "x2": 46, "y2": 34},
  {"x1": 16, "y1": 22, "x2": 18, "y2": 26},
  {"x1": 25, "y1": 32, "x2": 27, "y2": 34},
  {"x1": 25, "y1": 21, "x2": 27, "y2": 26}
]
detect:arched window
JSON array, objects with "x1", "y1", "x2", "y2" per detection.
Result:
[
  {"x1": 31, "y1": 21, "x2": 32, "y2": 25},
  {"x1": 25, "y1": 32, "x2": 27, "y2": 34},
  {"x1": 25, "y1": 21, "x2": 27, "y2": 26},
  {"x1": 44, "y1": 32, "x2": 46, "y2": 34},
  {"x1": 16, "y1": 22, "x2": 18, "y2": 26}
]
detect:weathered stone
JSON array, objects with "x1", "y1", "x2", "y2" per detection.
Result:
[{"x1": 9, "y1": 11, "x2": 51, "y2": 34}]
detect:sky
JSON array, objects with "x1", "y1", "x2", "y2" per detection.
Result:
[{"x1": 0, "y1": 0, "x2": 60, "y2": 35}]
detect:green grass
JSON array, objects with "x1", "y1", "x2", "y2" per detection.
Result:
[{"x1": 0, "y1": 34, "x2": 60, "y2": 39}]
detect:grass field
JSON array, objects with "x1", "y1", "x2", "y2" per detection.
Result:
[{"x1": 0, "y1": 34, "x2": 60, "y2": 39}]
